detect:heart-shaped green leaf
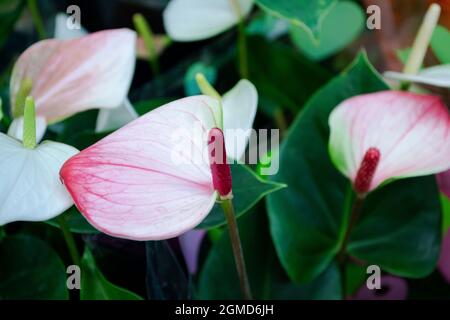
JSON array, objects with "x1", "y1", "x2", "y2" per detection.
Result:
[
  {"x1": 0, "y1": 234, "x2": 68, "y2": 299},
  {"x1": 80, "y1": 247, "x2": 143, "y2": 300},
  {"x1": 267, "y1": 53, "x2": 441, "y2": 283},
  {"x1": 248, "y1": 36, "x2": 331, "y2": 115},
  {"x1": 197, "y1": 164, "x2": 286, "y2": 229},
  {"x1": 197, "y1": 209, "x2": 272, "y2": 299},
  {"x1": 255, "y1": 0, "x2": 337, "y2": 41},
  {"x1": 198, "y1": 209, "x2": 342, "y2": 299},
  {"x1": 290, "y1": 1, "x2": 365, "y2": 61}
]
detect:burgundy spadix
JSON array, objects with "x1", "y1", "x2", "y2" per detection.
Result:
[
  {"x1": 354, "y1": 148, "x2": 381, "y2": 195},
  {"x1": 208, "y1": 128, "x2": 232, "y2": 199}
]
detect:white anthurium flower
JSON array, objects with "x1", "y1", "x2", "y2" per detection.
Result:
[
  {"x1": 163, "y1": 0, "x2": 254, "y2": 41},
  {"x1": 8, "y1": 21, "x2": 136, "y2": 144},
  {"x1": 195, "y1": 75, "x2": 258, "y2": 161},
  {"x1": 177, "y1": 78, "x2": 257, "y2": 265},
  {"x1": 7, "y1": 115, "x2": 47, "y2": 142},
  {"x1": 53, "y1": 13, "x2": 139, "y2": 133},
  {"x1": 384, "y1": 65, "x2": 450, "y2": 88},
  {"x1": 222, "y1": 79, "x2": 258, "y2": 161},
  {"x1": 0, "y1": 97, "x2": 79, "y2": 226}
]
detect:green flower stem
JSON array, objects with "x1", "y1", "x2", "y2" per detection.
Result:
[
  {"x1": 230, "y1": 0, "x2": 249, "y2": 79},
  {"x1": 27, "y1": 0, "x2": 47, "y2": 40},
  {"x1": 133, "y1": 13, "x2": 160, "y2": 76},
  {"x1": 337, "y1": 193, "x2": 365, "y2": 298},
  {"x1": 221, "y1": 198, "x2": 253, "y2": 300},
  {"x1": 23, "y1": 96, "x2": 36, "y2": 149},
  {"x1": 57, "y1": 215, "x2": 81, "y2": 267}
]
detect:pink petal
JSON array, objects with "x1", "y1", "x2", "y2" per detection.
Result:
[
  {"x1": 329, "y1": 91, "x2": 450, "y2": 192},
  {"x1": 60, "y1": 96, "x2": 220, "y2": 241},
  {"x1": 10, "y1": 29, "x2": 136, "y2": 123},
  {"x1": 438, "y1": 229, "x2": 450, "y2": 284},
  {"x1": 437, "y1": 170, "x2": 450, "y2": 199}
]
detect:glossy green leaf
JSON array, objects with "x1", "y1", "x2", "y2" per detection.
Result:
[
  {"x1": 198, "y1": 209, "x2": 275, "y2": 299},
  {"x1": 349, "y1": 177, "x2": 441, "y2": 278},
  {"x1": 198, "y1": 209, "x2": 341, "y2": 299},
  {"x1": 431, "y1": 25, "x2": 450, "y2": 64},
  {"x1": 255, "y1": 0, "x2": 337, "y2": 41},
  {"x1": 197, "y1": 164, "x2": 286, "y2": 229},
  {"x1": 248, "y1": 36, "x2": 331, "y2": 115},
  {"x1": 47, "y1": 207, "x2": 99, "y2": 234},
  {"x1": 246, "y1": 13, "x2": 288, "y2": 40},
  {"x1": 80, "y1": 248, "x2": 143, "y2": 300},
  {"x1": 267, "y1": 53, "x2": 441, "y2": 283},
  {"x1": 290, "y1": 1, "x2": 364, "y2": 61},
  {"x1": 0, "y1": 235, "x2": 68, "y2": 299},
  {"x1": 270, "y1": 262, "x2": 341, "y2": 300}
]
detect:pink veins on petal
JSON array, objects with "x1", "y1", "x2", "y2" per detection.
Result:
[{"x1": 60, "y1": 96, "x2": 220, "y2": 241}]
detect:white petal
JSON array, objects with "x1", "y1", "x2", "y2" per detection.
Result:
[
  {"x1": 384, "y1": 65, "x2": 450, "y2": 88},
  {"x1": 7, "y1": 116, "x2": 47, "y2": 143},
  {"x1": 0, "y1": 134, "x2": 79, "y2": 225},
  {"x1": 163, "y1": 0, "x2": 254, "y2": 41},
  {"x1": 222, "y1": 79, "x2": 258, "y2": 161},
  {"x1": 54, "y1": 13, "x2": 87, "y2": 39},
  {"x1": 95, "y1": 99, "x2": 139, "y2": 133}
]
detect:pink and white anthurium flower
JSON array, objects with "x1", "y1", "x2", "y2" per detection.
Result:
[
  {"x1": 215, "y1": 79, "x2": 258, "y2": 161},
  {"x1": 163, "y1": 0, "x2": 254, "y2": 41},
  {"x1": 53, "y1": 13, "x2": 138, "y2": 133},
  {"x1": 384, "y1": 66, "x2": 450, "y2": 198},
  {"x1": 8, "y1": 28, "x2": 136, "y2": 141},
  {"x1": 0, "y1": 97, "x2": 78, "y2": 226},
  {"x1": 60, "y1": 96, "x2": 239, "y2": 240},
  {"x1": 329, "y1": 91, "x2": 450, "y2": 196}
]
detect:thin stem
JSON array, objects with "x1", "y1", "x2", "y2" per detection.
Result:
[
  {"x1": 57, "y1": 215, "x2": 81, "y2": 267},
  {"x1": 27, "y1": 0, "x2": 47, "y2": 40},
  {"x1": 230, "y1": 0, "x2": 249, "y2": 79},
  {"x1": 221, "y1": 199, "x2": 252, "y2": 300},
  {"x1": 337, "y1": 195, "x2": 365, "y2": 298},
  {"x1": 133, "y1": 13, "x2": 160, "y2": 76}
]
